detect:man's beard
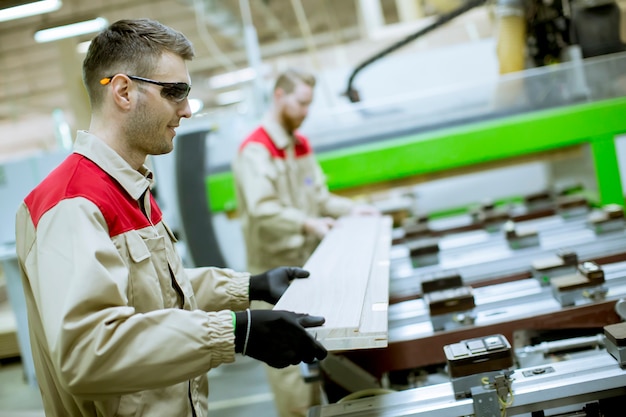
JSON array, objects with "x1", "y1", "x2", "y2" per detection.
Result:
[
  {"x1": 280, "y1": 111, "x2": 302, "y2": 134},
  {"x1": 124, "y1": 99, "x2": 172, "y2": 156}
]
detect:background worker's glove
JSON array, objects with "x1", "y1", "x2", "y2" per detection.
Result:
[
  {"x1": 234, "y1": 309, "x2": 327, "y2": 368},
  {"x1": 249, "y1": 267, "x2": 310, "y2": 304}
]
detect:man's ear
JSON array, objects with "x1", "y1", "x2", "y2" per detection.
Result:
[
  {"x1": 274, "y1": 87, "x2": 285, "y2": 101},
  {"x1": 110, "y1": 75, "x2": 132, "y2": 110}
]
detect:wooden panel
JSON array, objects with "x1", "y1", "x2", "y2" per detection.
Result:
[
  {"x1": 0, "y1": 267, "x2": 19, "y2": 359},
  {"x1": 0, "y1": 303, "x2": 19, "y2": 360},
  {"x1": 274, "y1": 215, "x2": 392, "y2": 351}
]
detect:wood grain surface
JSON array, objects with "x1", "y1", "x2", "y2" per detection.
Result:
[{"x1": 274, "y1": 215, "x2": 392, "y2": 351}]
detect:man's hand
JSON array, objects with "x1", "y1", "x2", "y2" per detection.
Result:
[
  {"x1": 249, "y1": 267, "x2": 310, "y2": 304},
  {"x1": 303, "y1": 217, "x2": 335, "y2": 239},
  {"x1": 234, "y1": 309, "x2": 327, "y2": 368}
]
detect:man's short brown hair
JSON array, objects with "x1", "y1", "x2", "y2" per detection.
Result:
[
  {"x1": 273, "y1": 68, "x2": 316, "y2": 94},
  {"x1": 82, "y1": 18, "x2": 195, "y2": 109}
]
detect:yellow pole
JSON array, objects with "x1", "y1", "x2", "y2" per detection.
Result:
[
  {"x1": 492, "y1": 2, "x2": 526, "y2": 109},
  {"x1": 496, "y1": 14, "x2": 526, "y2": 74}
]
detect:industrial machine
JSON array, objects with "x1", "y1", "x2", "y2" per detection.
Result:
[
  {"x1": 164, "y1": 50, "x2": 626, "y2": 272},
  {"x1": 308, "y1": 326, "x2": 626, "y2": 416},
  {"x1": 147, "y1": 30, "x2": 626, "y2": 413},
  {"x1": 389, "y1": 200, "x2": 626, "y2": 302},
  {"x1": 343, "y1": 0, "x2": 626, "y2": 99},
  {"x1": 303, "y1": 190, "x2": 625, "y2": 404}
]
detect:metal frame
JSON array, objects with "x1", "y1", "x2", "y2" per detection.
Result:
[{"x1": 307, "y1": 352, "x2": 626, "y2": 416}]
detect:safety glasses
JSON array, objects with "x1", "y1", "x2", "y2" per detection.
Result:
[{"x1": 100, "y1": 74, "x2": 191, "y2": 102}]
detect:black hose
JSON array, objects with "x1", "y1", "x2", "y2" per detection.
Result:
[{"x1": 345, "y1": 0, "x2": 488, "y2": 102}]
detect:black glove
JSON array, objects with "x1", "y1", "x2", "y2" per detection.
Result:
[
  {"x1": 249, "y1": 267, "x2": 310, "y2": 304},
  {"x1": 234, "y1": 309, "x2": 327, "y2": 368}
]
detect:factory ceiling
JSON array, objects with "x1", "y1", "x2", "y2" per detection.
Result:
[
  {"x1": 0, "y1": 0, "x2": 388, "y2": 120},
  {"x1": 0, "y1": 0, "x2": 494, "y2": 159}
]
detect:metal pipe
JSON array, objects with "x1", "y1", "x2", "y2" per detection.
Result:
[{"x1": 345, "y1": 0, "x2": 487, "y2": 102}]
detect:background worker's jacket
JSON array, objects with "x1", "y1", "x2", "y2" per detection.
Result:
[
  {"x1": 233, "y1": 117, "x2": 354, "y2": 274},
  {"x1": 15, "y1": 131, "x2": 250, "y2": 417}
]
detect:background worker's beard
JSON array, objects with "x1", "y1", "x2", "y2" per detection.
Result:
[{"x1": 280, "y1": 110, "x2": 303, "y2": 134}]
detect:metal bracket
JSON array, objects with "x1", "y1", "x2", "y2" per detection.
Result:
[{"x1": 471, "y1": 385, "x2": 500, "y2": 417}]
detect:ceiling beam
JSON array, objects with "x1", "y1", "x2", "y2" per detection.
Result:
[{"x1": 188, "y1": 26, "x2": 361, "y2": 74}]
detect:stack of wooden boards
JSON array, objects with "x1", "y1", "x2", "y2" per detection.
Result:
[{"x1": 274, "y1": 215, "x2": 392, "y2": 351}]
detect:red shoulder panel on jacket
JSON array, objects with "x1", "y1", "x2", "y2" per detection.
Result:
[
  {"x1": 239, "y1": 127, "x2": 312, "y2": 158},
  {"x1": 24, "y1": 154, "x2": 162, "y2": 237}
]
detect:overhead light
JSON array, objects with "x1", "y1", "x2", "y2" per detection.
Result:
[
  {"x1": 76, "y1": 40, "x2": 91, "y2": 54},
  {"x1": 34, "y1": 17, "x2": 108, "y2": 43},
  {"x1": 0, "y1": 0, "x2": 62, "y2": 23},
  {"x1": 215, "y1": 90, "x2": 243, "y2": 106},
  {"x1": 188, "y1": 98, "x2": 204, "y2": 114},
  {"x1": 208, "y1": 67, "x2": 257, "y2": 90}
]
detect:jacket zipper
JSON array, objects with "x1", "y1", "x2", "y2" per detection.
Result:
[
  {"x1": 168, "y1": 265, "x2": 185, "y2": 309},
  {"x1": 140, "y1": 193, "x2": 195, "y2": 415}
]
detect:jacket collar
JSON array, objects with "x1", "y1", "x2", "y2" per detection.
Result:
[
  {"x1": 73, "y1": 131, "x2": 153, "y2": 201},
  {"x1": 261, "y1": 114, "x2": 300, "y2": 150}
]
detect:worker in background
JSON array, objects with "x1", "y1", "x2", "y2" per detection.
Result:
[
  {"x1": 232, "y1": 68, "x2": 379, "y2": 417},
  {"x1": 14, "y1": 19, "x2": 327, "y2": 417}
]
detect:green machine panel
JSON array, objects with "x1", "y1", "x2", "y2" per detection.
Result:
[{"x1": 207, "y1": 96, "x2": 626, "y2": 213}]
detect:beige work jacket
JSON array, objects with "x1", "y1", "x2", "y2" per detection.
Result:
[
  {"x1": 15, "y1": 131, "x2": 250, "y2": 416},
  {"x1": 233, "y1": 117, "x2": 354, "y2": 274}
]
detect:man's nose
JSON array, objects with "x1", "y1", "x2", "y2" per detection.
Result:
[{"x1": 179, "y1": 99, "x2": 192, "y2": 118}]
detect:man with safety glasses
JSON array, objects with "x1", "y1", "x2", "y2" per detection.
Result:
[{"x1": 14, "y1": 18, "x2": 327, "y2": 417}]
